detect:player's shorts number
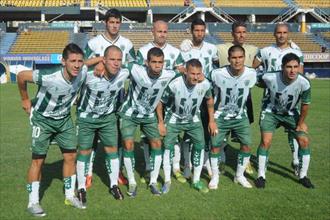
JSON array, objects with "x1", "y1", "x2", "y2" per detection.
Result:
[
  {"x1": 260, "y1": 111, "x2": 266, "y2": 121},
  {"x1": 32, "y1": 126, "x2": 41, "y2": 138}
]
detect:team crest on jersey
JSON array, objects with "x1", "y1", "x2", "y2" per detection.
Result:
[
  {"x1": 117, "y1": 81, "x2": 123, "y2": 88},
  {"x1": 244, "y1": 80, "x2": 250, "y2": 86},
  {"x1": 170, "y1": 53, "x2": 175, "y2": 59},
  {"x1": 208, "y1": 49, "x2": 212, "y2": 55},
  {"x1": 120, "y1": 45, "x2": 125, "y2": 51},
  {"x1": 161, "y1": 81, "x2": 167, "y2": 87},
  {"x1": 198, "y1": 89, "x2": 204, "y2": 96}
]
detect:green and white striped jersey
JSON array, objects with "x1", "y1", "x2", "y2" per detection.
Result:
[
  {"x1": 161, "y1": 76, "x2": 212, "y2": 124},
  {"x1": 32, "y1": 65, "x2": 88, "y2": 119},
  {"x1": 181, "y1": 41, "x2": 218, "y2": 77},
  {"x1": 136, "y1": 42, "x2": 184, "y2": 70},
  {"x1": 210, "y1": 66, "x2": 256, "y2": 120},
  {"x1": 119, "y1": 63, "x2": 177, "y2": 119},
  {"x1": 85, "y1": 34, "x2": 136, "y2": 65},
  {"x1": 256, "y1": 44, "x2": 303, "y2": 72},
  {"x1": 77, "y1": 68, "x2": 130, "y2": 119},
  {"x1": 259, "y1": 71, "x2": 311, "y2": 115}
]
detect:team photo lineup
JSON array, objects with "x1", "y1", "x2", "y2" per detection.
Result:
[{"x1": 12, "y1": 6, "x2": 319, "y2": 217}]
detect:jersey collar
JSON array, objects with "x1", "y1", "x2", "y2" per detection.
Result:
[
  {"x1": 152, "y1": 42, "x2": 167, "y2": 50},
  {"x1": 101, "y1": 33, "x2": 120, "y2": 45}
]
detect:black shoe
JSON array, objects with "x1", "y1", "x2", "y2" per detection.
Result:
[
  {"x1": 291, "y1": 162, "x2": 300, "y2": 176},
  {"x1": 110, "y1": 185, "x2": 124, "y2": 200},
  {"x1": 77, "y1": 188, "x2": 87, "y2": 208},
  {"x1": 299, "y1": 177, "x2": 315, "y2": 189},
  {"x1": 255, "y1": 177, "x2": 266, "y2": 188},
  {"x1": 150, "y1": 183, "x2": 161, "y2": 196}
]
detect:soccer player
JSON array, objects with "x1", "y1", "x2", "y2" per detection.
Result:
[
  {"x1": 135, "y1": 20, "x2": 185, "y2": 184},
  {"x1": 158, "y1": 59, "x2": 217, "y2": 194},
  {"x1": 119, "y1": 47, "x2": 177, "y2": 197},
  {"x1": 179, "y1": 18, "x2": 219, "y2": 180},
  {"x1": 217, "y1": 21, "x2": 258, "y2": 174},
  {"x1": 255, "y1": 53, "x2": 314, "y2": 189},
  {"x1": 17, "y1": 43, "x2": 87, "y2": 217},
  {"x1": 76, "y1": 46, "x2": 129, "y2": 207},
  {"x1": 252, "y1": 22, "x2": 304, "y2": 175},
  {"x1": 208, "y1": 45, "x2": 257, "y2": 189},
  {"x1": 84, "y1": 8, "x2": 136, "y2": 188}
]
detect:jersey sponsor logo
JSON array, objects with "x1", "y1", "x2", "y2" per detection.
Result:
[
  {"x1": 120, "y1": 45, "x2": 126, "y2": 52},
  {"x1": 170, "y1": 53, "x2": 175, "y2": 59},
  {"x1": 244, "y1": 80, "x2": 250, "y2": 87}
]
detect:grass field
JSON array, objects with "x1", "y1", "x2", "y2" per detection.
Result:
[{"x1": 0, "y1": 80, "x2": 329, "y2": 220}]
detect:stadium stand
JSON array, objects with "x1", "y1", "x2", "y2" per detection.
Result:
[
  {"x1": 0, "y1": 33, "x2": 17, "y2": 55},
  {"x1": 203, "y1": 0, "x2": 287, "y2": 8},
  {"x1": 217, "y1": 32, "x2": 323, "y2": 52},
  {"x1": 0, "y1": 0, "x2": 83, "y2": 7},
  {"x1": 294, "y1": 0, "x2": 330, "y2": 8},
  {"x1": 90, "y1": 0, "x2": 147, "y2": 7},
  {"x1": 149, "y1": 0, "x2": 189, "y2": 7},
  {"x1": 320, "y1": 32, "x2": 330, "y2": 41},
  {"x1": 9, "y1": 31, "x2": 70, "y2": 54},
  {"x1": 44, "y1": 0, "x2": 84, "y2": 7}
]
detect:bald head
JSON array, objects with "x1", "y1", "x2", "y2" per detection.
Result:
[
  {"x1": 152, "y1": 20, "x2": 168, "y2": 47},
  {"x1": 104, "y1": 45, "x2": 122, "y2": 58}
]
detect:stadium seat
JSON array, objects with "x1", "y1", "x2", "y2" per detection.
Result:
[
  {"x1": 90, "y1": 0, "x2": 147, "y2": 8},
  {"x1": 294, "y1": 0, "x2": 330, "y2": 8},
  {"x1": 149, "y1": 0, "x2": 188, "y2": 7},
  {"x1": 9, "y1": 31, "x2": 70, "y2": 54},
  {"x1": 204, "y1": 0, "x2": 287, "y2": 8}
]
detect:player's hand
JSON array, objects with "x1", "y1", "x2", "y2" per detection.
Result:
[
  {"x1": 21, "y1": 99, "x2": 32, "y2": 115},
  {"x1": 158, "y1": 122, "x2": 167, "y2": 137},
  {"x1": 180, "y1": 39, "x2": 193, "y2": 52},
  {"x1": 208, "y1": 121, "x2": 218, "y2": 136},
  {"x1": 94, "y1": 62, "x2": 105, "y2": 77},
  {"x1": 296, "y1": 122, "x2": 308, "y2": 134}
]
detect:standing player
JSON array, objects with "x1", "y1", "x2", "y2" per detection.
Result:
[
  {"x1": 208, "y1": 45, "x2": 257, "y2": 189},
  {"x1": 17, "y1": 44, "x2": 87, "y2": 217},
  {"x1": 217, "y1": 21, "x2": 258, "y2": 174},
  {"x1": 119, "y1": 47, "x2": 177, "y2": 197},
  {"x1": 179, "y1": 18, "x2": 219, "y2": 180},
  {"x1": 84, "y1": 8, "x2": 136, "y2": 187},
  {"x1": 76, "y1": 46, "x2": 129, "y2": 208},
  {"x1": 135, "y1": 20, "x2": 185, "y2": 184},
  {"x1": 252, "y1": 22, "x2": 304, "y2": 175},
  {"x1": 255, "y1": 53, "x2": 314, "y2": 189},
  {"x1": 158, "y1": 59, "x2": 217, "y2": 194}
]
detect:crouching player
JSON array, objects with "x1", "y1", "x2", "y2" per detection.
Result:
[
  {"x1": 208, "y1": 45, "x2": 257, "y2": 189},
  {"x1": 255, "y1": 53, "x2": 314, "y2": 189},
  {"x1": 17, "y1": 43, "x2": 87, "y2": 217},
  {"x1": 76, "y1": 45, "x2": 129, "y2": 208},
  {"x1": 158, "y1": 59, "x2": 217, "y2": 194}
]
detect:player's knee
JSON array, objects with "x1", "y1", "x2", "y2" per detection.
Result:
[
  {"x1": 104, "y1": 146, "x2": 117, "y2": 153},
  {"x1": 211, "y1": 147, "x2": 220, "y2": 154},
  {"x1": 240, "y1": 145, "x2": 251, "y2": 152},
  {"x1": 297, "y1": 136, "x2": 309, "y2": 148},
  {"x1": 62, "y1": 152, "x2": 77, "y2": 163},
  {"x1": 261, "y1": 138, "x2": 272, "y2": 148},
  {"x1": 79, "y1": 148, "x2": 92, "y2": 155},
  {"x1": 150, "y1": 139, "x2": 161, "y2": 148}
]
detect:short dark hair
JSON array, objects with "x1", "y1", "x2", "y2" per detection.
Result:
[
  {"x1": 147, "y1": 47, "x2": 164, "y2": 61},
  {"x1": 191, "y1": 18, "x2": 206, "y2": 31},
  {"x1": 274, "y1": 22, "x2": 290, "y2": 33},
  {"x1": 186, "y1": 58, "x2": 202, "y2": 69},
  {"x1": 282, "y1": 53, "x2": 300, "y2": 66},
  {"x1": 62, "y1": 43, "x2": 84, "y2": 60},
  {"x1": 104, "y1": 8, "x2": 122, "y2": 22},
  {"x1": 228, "y1": 45, "x2": 245, "y2": 57},
  {"x1": 231, "y1": 21, "x2": 247, "y2": 32},
  {"x1": 104, "y1": 45, "x2": 122, "y2": 57}
]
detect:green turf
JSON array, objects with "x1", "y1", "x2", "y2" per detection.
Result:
[{"x1": 0, "y1": 80, "x2": 329, "y2": 219}]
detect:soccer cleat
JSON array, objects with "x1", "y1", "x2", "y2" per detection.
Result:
[
  {"x1": 245, "y1": 162, "x2": 254, "y2": 175},
  {"x1": 183, "y1": 166, "x2": 192, "y2": 179},
  {"x1": 219, "y1": 162, "x2": 226, "y2": 173},
  {"x1": 85, "y1": 175, "x2": 92, "y2": 189},
  {"x1": 64, "y1": 196, "x2": 86, "y2": 209},
  {"x1": 161, "y1": 182, "x2": 171, "y2": 194},
  {"x1": 27, "y1": 203, "x2": 46, "y2": 217},
  {"x1": 291, "y1": 162, "x2": 300, "y2": 176},
  {"x1": 77, "y1": 188, "x2": 87, "y2": 209},
  {"x1": 234, "y1": 176, "x2": 253, "y2": 188},
  {"x1": 118, "y1": 172, "x2": 128, "y2": 185},
  {"x1": 208, "y1": 175, "x2": 219, "y2": 190},
  {"x1": 150, "y1": 183, "x2": 161, "y2": 196},
  {"x1": 255, "y1": 176, "x2": 266, "y2": 189},
  {"x1": 110, "y1": 185, "x2": 124, "y2": 200},
  {"x1": 192, "y1": 181, "x2": 209, "y2": 193},
  {"x1": 299, "y1": 177, "x2": 315, "y2": 189},
  {"x1": 174, "y1": 171, "x2": 187, "y2": 183},
  {"x1": 127, "y1": 184, "x2": 137, "y2": 198}
]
